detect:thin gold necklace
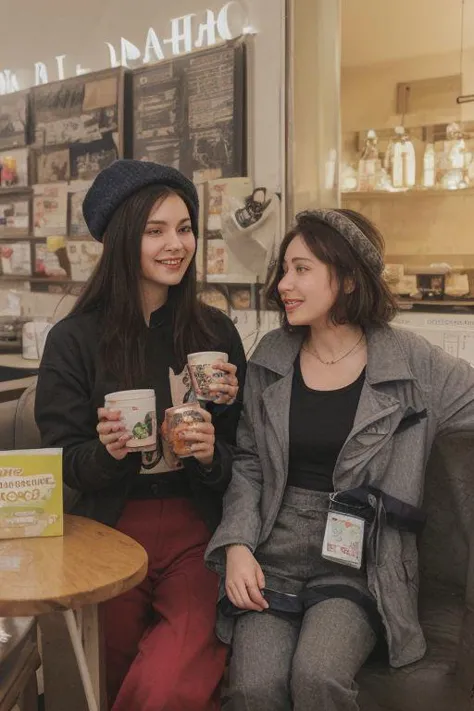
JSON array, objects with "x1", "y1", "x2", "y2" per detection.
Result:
[{"x1": 302, "y1": 332, "x2": 365, "y2": 365}]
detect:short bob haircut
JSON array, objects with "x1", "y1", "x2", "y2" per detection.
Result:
[{"x1": 266, "y1": 209, "x2": 398, "y2": 329}]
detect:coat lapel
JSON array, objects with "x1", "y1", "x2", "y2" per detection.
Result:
[
  {"x1": 261, "y1": 372, "x2": 293, "y2": 488},
  {"x1": 334, "y1": 327, "x2": 427, "y2": 486}
]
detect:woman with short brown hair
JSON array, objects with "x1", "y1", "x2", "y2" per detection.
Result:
[{"x1": 206, "y1": 208, "x2": 474, "y2": 710}]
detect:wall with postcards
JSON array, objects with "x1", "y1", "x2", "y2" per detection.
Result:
[
  {"x1": 0, "y1": 67, "x2": 129, "y2": 321},
  {"x1": 0, "y1": 40, "x2": 281, "y2": 354}
]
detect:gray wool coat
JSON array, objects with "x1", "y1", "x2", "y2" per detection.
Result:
[{"x1": 205, "y1": 324, "x2": 474, "y2": 668}]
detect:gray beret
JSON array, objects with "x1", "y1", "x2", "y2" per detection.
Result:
[{"x1": 82, "y1": 159, "x2": 199, "y2": 241}]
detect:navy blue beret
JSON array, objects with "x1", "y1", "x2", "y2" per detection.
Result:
[{"x1": 82, "y1": 159, "x2": 199, "y2": 241}]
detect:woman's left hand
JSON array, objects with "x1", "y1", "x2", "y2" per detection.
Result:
[
  {"x1": 180, "y1": 408, "x2": 215, "y2": 467},
  {"x1": 208, "y1": 361, "x2": 239, "y2": 405}
]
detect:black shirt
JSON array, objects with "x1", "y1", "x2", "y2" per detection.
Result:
[
  {"x1": 287, "y1": 356, "x2": 365, "y2": 492},
  {"x1": 35, "y1": 303, "x2": 246, "y2": 530}
]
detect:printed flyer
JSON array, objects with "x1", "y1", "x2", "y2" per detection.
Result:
[{"x1": 0, "y1": 449, "x2": 63, "y2": 540}]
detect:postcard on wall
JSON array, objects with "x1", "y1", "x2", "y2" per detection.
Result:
[
  {"x1": 66, "y1": 240, "x2": 103, "y2": 282},
  {"x1": 68, "y1": 180, "x2": 93, "y2": 236},
  {"x1": 0, "y1": 449, "x2": 63, "y2": 540},
  {"x1": 0, "y1": 199, "x2": 30, "y2": 236},
  {"x1": 83, "y1": 77, "x2": 118, "y2": 112},
  {"x1": 34, "y1": 238, "x2": 71, "y2": 278},
  {"x1": 229, "y1": 286, "x2": 253, "y2": 310},
  {"x1": 36, "y1": 149, "x2": 70, "y2": 183},
  {"x1": 70, "y1": 132, "x2": 118, "y2": 180},
  {"x1": 33, "y1": 183, "x2": 68, "y2": 237},
  {"x1": 193, "y1": 168, "x2": 222, "y2": 185},
  {"x1": 0, "y1": 148, "x2": 29, "y2": 188},
  {"x1": 0, "y1": 242, "x2": 32, "y2": 276},
  {"x1": 197, "y1": 285, "x2": 230, "y2": 315},
  {"x1": 0, "y1": 93, "x2": 28, "y2": 151},
  {"x1": 206, "y1": 238, "x2": 228, "y2": 277}
]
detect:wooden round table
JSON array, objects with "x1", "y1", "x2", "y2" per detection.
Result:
[{"x1": 0, "y1": 515, "x2": 148, "y2": 711}]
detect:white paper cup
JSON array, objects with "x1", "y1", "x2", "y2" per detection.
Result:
[
  {"x1": 187, "y1": 351, "x2": 229, "y2": 402},
  {"x1": 22, "y1": 320, "x2": 52, "y2": 360},
  {"x1": 104, "y1": 389, "x2": 157, "y2": 452}
]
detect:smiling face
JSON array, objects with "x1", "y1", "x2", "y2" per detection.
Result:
[
  {"x1": 140, "y1": 192, "x2": 196, "y2": 296},
  {"x1": 277, "y1": 234, "x2": 339, "y2": 328}
]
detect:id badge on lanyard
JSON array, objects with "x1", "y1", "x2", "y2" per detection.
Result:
[{"x1": 322, "y1": 495, "x2": 365, "y2": 570}]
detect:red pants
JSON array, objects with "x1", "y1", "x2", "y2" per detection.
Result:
[{"x1": 103, "y1": 498, "x2": 227, "y2": 711}]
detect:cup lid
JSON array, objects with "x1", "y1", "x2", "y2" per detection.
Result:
[
  {"x1": 187, "y1": 351, "x2": 228, "y2": 361},
  {"x1": 166, "y1": 403, "x2": 202, "y2": 415},
  {"x1": 105, "y1": 389, "x2": 155, "y2": 401}
]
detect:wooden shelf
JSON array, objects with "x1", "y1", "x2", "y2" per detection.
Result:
[
  {"x1": 397, "y1": 299, "x2": 474, "y2": 308},
  {"x1": 343, "y1": 187, "x2": 474, "y2": 199},
  {"x1": 342, "y1": 187, "x2": 474, "y2": 199},
  {"x1": 0, "y1": 234, "x2": 93, "y2": 241},
  {"x1": 206, "y1": 275, "x2": 260, "y2": 285},
  {"x1": 0, "y1": 186, "x2": 32, "y2": 196},
  {"x1": 0, "y1": 275, "x2": 85, "y2": 285}
]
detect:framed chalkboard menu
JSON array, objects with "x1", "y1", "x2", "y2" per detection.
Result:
[
  {"x1": 0, "y1": 90, "x2": 29, "y2": 151},
  {"x1": 30, "y1": 67, "x2": 131, "y2": 183},
  {"x1": 132, "y1": 40, "x2": 246, "y2": 181}
]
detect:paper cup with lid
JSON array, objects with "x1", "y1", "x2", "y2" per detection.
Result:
[{"x1": 104, "y1": 389, "x2": 156, "y2": 452}]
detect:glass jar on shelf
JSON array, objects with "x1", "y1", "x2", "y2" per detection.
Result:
[
  {"x1": 439, "y1": 123, "x2": 469, "y2": 190},
  {"x1": 384, "y1": 126, "x2": 416, "y2": 190},
  {"x1": 357, "y1": 129, "x2": 383, "y2": 191}
]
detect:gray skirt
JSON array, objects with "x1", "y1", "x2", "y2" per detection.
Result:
[
  {"x1": 215, "y1": 486, "x2": 375, "y2": 644},
  {"x1": 255, "y1": 486, "x2": 370, "y2": 598}
]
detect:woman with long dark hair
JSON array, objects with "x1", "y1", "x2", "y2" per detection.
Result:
[{"x1": 35, "y1": 160, "x2": 246, "y2": 711}]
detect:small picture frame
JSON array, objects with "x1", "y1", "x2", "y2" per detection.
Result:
[
  {"x1": 0, "y1": 148, "x2": 29, "y2": 189},
  {"x1": 0, "y1": 197, "x2": 30, "y2": 236}
]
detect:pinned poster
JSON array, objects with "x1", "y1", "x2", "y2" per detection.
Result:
[{"x1": 0, "y1": 449, "x2": 63, "y2": 540}]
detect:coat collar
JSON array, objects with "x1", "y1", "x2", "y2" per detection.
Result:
[{"x1": 251, "y1": 325, "x2": 415, "y2": 385}]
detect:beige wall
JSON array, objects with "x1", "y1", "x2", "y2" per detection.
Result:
[
  {"x1": 341, "y1": 49, "x2": 474, "y2": 134},
  {"x1": 290, "y1": 0, "x2": 340, "y2": 214}
]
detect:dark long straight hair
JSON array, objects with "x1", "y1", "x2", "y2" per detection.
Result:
[{"x1": 71, "y1": 184, "x2": 218, "y2": 387}]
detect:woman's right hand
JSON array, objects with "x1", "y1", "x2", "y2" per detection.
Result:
[
  {"x1": 225, "y1": 544, "x2": 269, "y2": 612},
  {"x1": 96, "y1": 408, "x2": 131, "y2": 461}
]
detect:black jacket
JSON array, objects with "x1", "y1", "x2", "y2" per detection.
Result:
[{"x1": 34, "y1": 304, "x2": 246, "y2": 531}]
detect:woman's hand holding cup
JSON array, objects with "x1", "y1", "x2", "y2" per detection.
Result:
[
  {"x1": 96, "y1": 408, "x2": 131, "y2": 460},
  {"x1": 163, "y1": 403, "x2": 215, "y2": 468},
  {"x1": 208, "y1": 361, "x2": 238, "y2": 405},
  {"x1": 187, "y1": 351, "x2": 239, "y2": 405}
]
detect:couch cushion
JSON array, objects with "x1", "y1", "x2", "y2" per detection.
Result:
[
  {"x1": 14, "y1": 381, "x2": 40, "y2": 450},
  {"x1": 0, "y1": 399, "x2": 18, "y2": 451},
  {"x1": 357, "y1": 588, "x2": 468, "y2": 711}
]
